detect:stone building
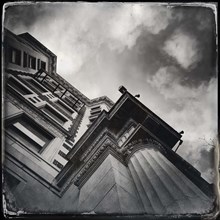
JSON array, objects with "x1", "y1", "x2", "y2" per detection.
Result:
[{"x1": 2, "y1": 28, "x2": 217, "y2": 218}]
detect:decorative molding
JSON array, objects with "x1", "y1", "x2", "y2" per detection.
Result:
[
  {"x1": 74, "y1": 137, "x2": 161, "y2": 187},
  {"x1": 66, "y1": 110, "x2": 108, "y2": 160},
  {"x1": 68, "y1": 106, "x2": 86, "y2": 139},
  {"x1": 80, "y1": 129, "x2": 117, "y2": 162},
  {"x1": 74, "y1": 138, "x2": 120, "y2": 187},
  {"x1": 122, "y1": 138, "x2": 163, "y2": 163}
]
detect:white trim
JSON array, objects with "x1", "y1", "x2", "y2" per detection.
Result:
[{"x1": 13, "y1": 122, "x2": 45, "y2": 147}]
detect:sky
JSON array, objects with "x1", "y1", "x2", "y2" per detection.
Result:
[{"x1": 3, "y1": 2, "x2": 218, "y2": 183}]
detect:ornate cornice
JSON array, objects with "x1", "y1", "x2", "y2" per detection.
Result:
[
  {"x1": 123, "y1": 138, "x2": 163, "y2": 163},
  {"x1": 73, "y1": 136, "x2": 162, "y2": 188},
  {"x1": 89, "y1": 96, "x2": 114, "y2": 108},
  {"x1": 74, "y1": 138, "x2": 121, "y2": 187},
  {"x1": 66, "y1": 110, "x2": 109, "y2": 160},
  {"x1": 80, "y1": 129, "x2": 117, "y2": 162}
]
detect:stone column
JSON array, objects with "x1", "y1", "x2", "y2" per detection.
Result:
[
  {"x1": 128, "y1": 147, "x2": 212, "y2": 214},
  {"x1": 78, "y1": 154, "x2": 144, "y2": 214}
]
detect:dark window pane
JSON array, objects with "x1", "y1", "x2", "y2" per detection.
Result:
[
  {"x1": 7, "y1": 77, "x2": 32, "y2": 95},
  {"x1": 6, "y1": 114, "x2": 54, "y2": 153},
  {"x1": 53, "y1": 160, "x2": 63, "y2": 169},
  {"x1": 42, "y1": 104, "x2": 68, "y2": 125},
  {"x1": 41, "y1": 61, "x2": 46, "y2": 70},
  {"x1": 9, "y1": 47, "x2": 21, "y2": 65},
  {"x1": 37, "y1": 59, "x2": 41, "y2": 70},
  {"x1": 23, "y1": 52, "x2": 27, "y2": 67},
  {"x1": 28, "y1": 55, "x2": 36, "y2": 69},
  {"x1": 63, "y1": 143, "x2": 71, "y2": 151},
  {"x1": 26, "y1": 79, "x2": 48, "y2": 93},
  {"x1": 58, "y1": 150, "x2": 66, "y2": 158}
]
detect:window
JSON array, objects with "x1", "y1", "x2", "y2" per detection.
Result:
[
  {"x1": 41, "y1": 61, "x2": 46, "y2": 70},
  {"x1": 42, "y1": 104, "x2": 68, "y2": 125},
  {"x1": 7, "y1": 77, "x2": 32, "y2": 95},
  {"x1": 89, "y1": 106, "x2": 102, "y2": 123},
  {"x1": 63, "y1": 143, "x2": 71, "y2": 151},
  {"x1": 37, "y1": 59, "x2": 41, "y2": 70},
  {"x1": 90, "y1": 109, "x2": 102, "y2": 116},
  {"x1": 23, "y1": 52, "x2": 27, "y2": 67},
  {"x1": 6, "y1": 114, "x2": 54, "y2": 153},
  {"x1": 26, "y1": 79, "x2": 48, "y2": 93},
  {"x1": 62, "y1": 92, "x2": 83, "y2": 111},
  {"x1": 42, "y1": 77, "x2": 58, "y2": 91},
  {"x1": 53, "y1": 160, "x2": 64, "y2": 169},
  {"x1": 91, "y1": 106, "x2": 101, "y2": 111},
  {"x1": 64, "y1": 94, "x2": 77, "y2": 103},
  {"x1": 65, "y1": 139, "x2": 74, "y2": 146},
  {"x1": 9, "y1": 47, "x2": 21, "y2": 65},
  {"x1": 28, "y1": 55, "x2": 36, "y2": 69},
  {"x1": 55, "y1": 100, "x2": 74, "y2": 115},
  {"x1": 58, "y1": 150, "x2": 67, "y2": 158}
]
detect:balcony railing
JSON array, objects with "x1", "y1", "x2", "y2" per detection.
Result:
[{"x1": 34, "y1": 69, "x2": 85, "y2": 113}]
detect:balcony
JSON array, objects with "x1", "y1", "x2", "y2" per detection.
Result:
[{"x1": 34, "y1": 69, "x2": 85, "y2": 113}]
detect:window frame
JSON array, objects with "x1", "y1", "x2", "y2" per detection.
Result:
[
  {"x1": 9, "y1": 47, "x2": 21, "y2": 66},
  {"x1": 41, "y1": 104, "x2": 69, "y2": 126},
  {"x1": 28, "y1": 55, "x2": 36, "y2": 70},
  {"x1": 41, "y1": 61, "x2": 46, "y2": 70},
  {"x1": 5, "y1": 113, "x2": 55, "y2": 154}
]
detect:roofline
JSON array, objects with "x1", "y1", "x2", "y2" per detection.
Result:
[
  {"x1": 4, "y1": 28, "x2": 114, "y2": 107},
  {"x1": 18, "y1": 32, "x2": 57, "y2": 58},
  {"x1": 4, "y1": 28, "x2": 57, "y2": 59}
]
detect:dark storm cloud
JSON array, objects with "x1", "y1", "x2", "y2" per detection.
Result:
[
  {"x1": 169, "y1": 7, "x2": 217, "y2": 86},
  {"x1": 4, "y1": 3, "x2": 51, "y2": 29},
  {"x1": 120, "y1": 6, "x2": 217, "y2": 88}
]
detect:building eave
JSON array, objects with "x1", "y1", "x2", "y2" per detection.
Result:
[{"x1": 66, "y1": 90, "x2": 182, "y2": 162}]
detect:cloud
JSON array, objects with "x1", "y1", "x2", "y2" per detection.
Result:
[
  {"x1": 107, "y1": 4, "x2": 172, "y2": 51},
  {"x1": 147, "y1": 66, "x2": 217, "y2": 182},
  {"x1": 4, "y1": 3, "x2": 217, "y2": 183},
  {"x1": 4, "y1": 3, "x2": 173, "y2": 75},
  {"x1": 163, "y1": 29, "x2": 201, "y2": 69}
]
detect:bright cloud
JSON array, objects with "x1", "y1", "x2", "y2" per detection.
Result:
[
  {"x1": 163, "y1": 29, "x2": 201, "y2": 69},
  {"x1": 147, "y1": 66, "x2": 218, "y2": 182},
  {"x1": 5, "y1": 3, "x2": 173, "y2": 75}
]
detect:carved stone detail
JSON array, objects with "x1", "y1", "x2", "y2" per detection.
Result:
[
  {"x1": 74, "y1": 137, "x2": 163, "y2": 187},
  {"x1": 74, "y1": 138, "x2": 118, "y2": 186},
  {"x1": 80, "y1": 129, "x2": 117, "y2": 161},
  {"x1": 122, "y1": 138, "x2": 163, "y2": 162}
]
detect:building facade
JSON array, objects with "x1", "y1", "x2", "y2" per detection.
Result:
[{"x1": 2, "y1": 29, "x2": 218, "y2": 218}]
